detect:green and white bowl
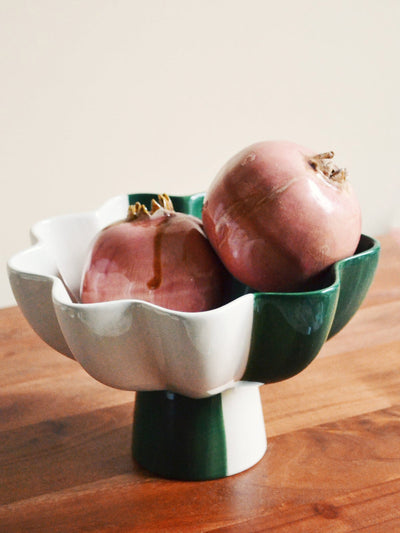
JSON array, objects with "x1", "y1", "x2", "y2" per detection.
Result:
[{"x1": 8, "y1": 193, "x2": 380, "y2": 480}]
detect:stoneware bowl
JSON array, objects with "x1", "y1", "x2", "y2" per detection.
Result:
[{"x1": 8, "y1": 193, "x2": 380, "y2": 480}]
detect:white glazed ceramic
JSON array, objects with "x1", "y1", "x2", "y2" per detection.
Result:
[
  {"x1": 7, "y1": 193, "x2": 379, "y2": 480},
  {"x1": 8, "y1": 194, "x2": 256, "y2": 399}
]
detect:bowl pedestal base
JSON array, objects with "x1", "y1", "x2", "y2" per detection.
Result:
[{"x1": 132, "y1": 381, "x2": 267, "y2": 480}]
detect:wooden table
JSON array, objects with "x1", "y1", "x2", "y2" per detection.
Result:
[{"x1": 1, "y1": 234, "x2": 400, "y2": 532}]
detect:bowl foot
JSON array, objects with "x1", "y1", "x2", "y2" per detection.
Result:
[{"x1": 132, "y1": 382, "x2": 267, "y2": 480}]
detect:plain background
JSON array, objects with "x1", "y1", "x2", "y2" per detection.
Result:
[{"x1": 2, "y1": 0, "x2": 399, "y2": 308}]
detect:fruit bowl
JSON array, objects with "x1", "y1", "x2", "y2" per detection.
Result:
[{"x1": 7, "y1": 193, "x2": 380, "y2": 480}]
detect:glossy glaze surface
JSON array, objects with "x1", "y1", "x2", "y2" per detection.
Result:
[
  {"x1": 8, "y1": 193, "x2": 379, "y2": 396},
  {"x1": 7, "y1": 192, "x2": 379, "y2": 480},
  {"x1": 133, "y1": 382, "x2": 266, "y2": 480}
]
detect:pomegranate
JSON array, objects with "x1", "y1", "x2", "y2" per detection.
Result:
[
  {"x1": 81, "y1": 194, "x2": 229, "y2": 311},
  {"x1": 202, "y1": 140, "x2": 362, "y2": 292}
]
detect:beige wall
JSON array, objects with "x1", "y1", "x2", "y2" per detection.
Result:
[{"x1": 2, "y1": 0, "x2": 399, "y2": 308}]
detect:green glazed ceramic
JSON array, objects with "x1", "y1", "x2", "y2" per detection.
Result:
[
  {"x1": 128, "y1": 192, "x2": 380, "y2": 384},
  {"x1": 8, "y1": 192, "x2": 380, "y2": 481},
  {"x1": 127, "y1": 192, "x2": 380, "y2": 480}
]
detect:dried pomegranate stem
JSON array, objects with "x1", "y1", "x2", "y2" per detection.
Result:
[
  {"x1": 127, "y1": 202, "x2": 150, "y2": 221},
  {"x1": 151, "y1": 194, "x2": 175, "y2": 213},
  {"x1": 308, "y1": 151, "x2": 348, "y2": 184},
  {"x1": 126, "y1": 194, "x2": 175, "y2": 221}
]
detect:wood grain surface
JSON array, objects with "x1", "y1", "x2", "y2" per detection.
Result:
[{"x1": 1, "y1": 233, "x2": 399, "y2": 532}]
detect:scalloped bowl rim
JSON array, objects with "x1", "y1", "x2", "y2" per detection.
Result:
[{"x1": 7, "y1": 193, "x2": 380, "y2": 398}]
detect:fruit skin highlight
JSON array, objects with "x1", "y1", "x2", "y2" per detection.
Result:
[
  {"x1": 81, "y1": 194, "x2": 229, "y2": 312},
  {"x1": 202, "y1": 140, "x2": 362, "y2": 292}
]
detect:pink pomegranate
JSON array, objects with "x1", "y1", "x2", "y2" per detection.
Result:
[
  {"x1": 202, "y1": 140, "x2": 362, "y2": 292},
  {"x1": 81, "y1": 194, "x2": 229, "y2": 311}
]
